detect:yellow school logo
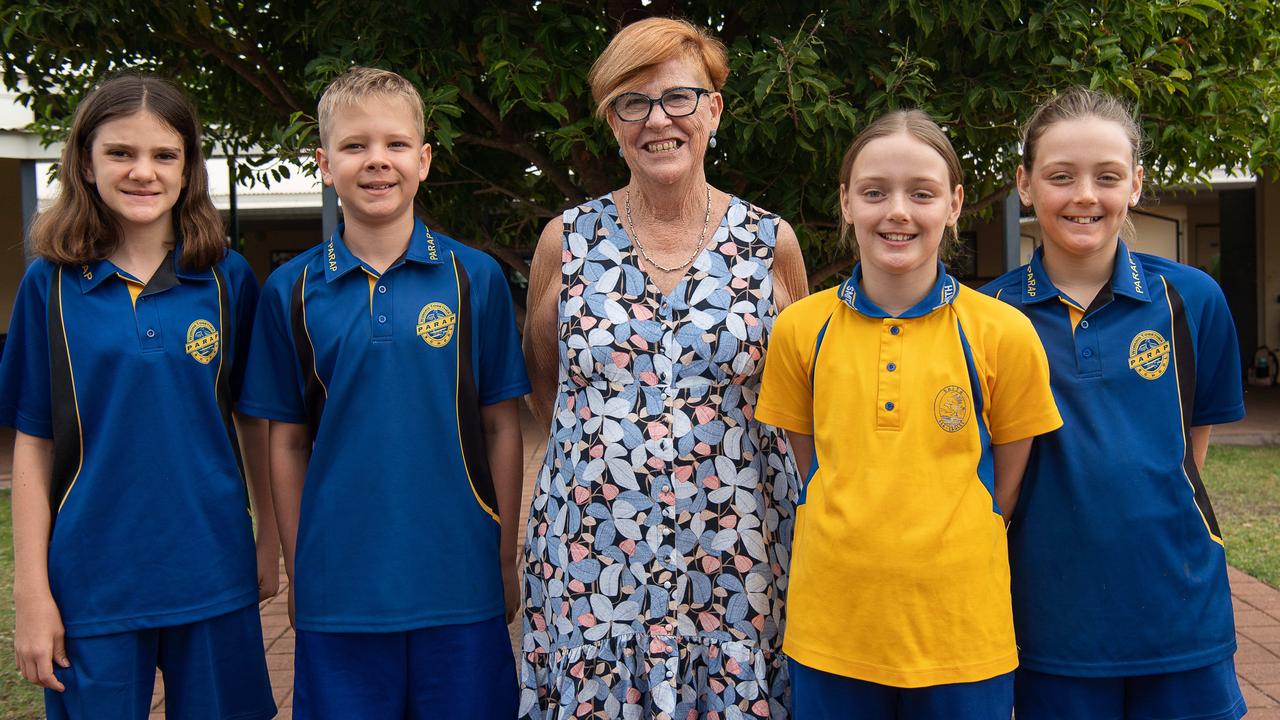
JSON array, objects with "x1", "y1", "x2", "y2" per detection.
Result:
[
  {"x1": 416, "y1": 302, "x2": 456, "y2": 348},
  {"x1": 934, "y1": 385, "x2": 971, "y2": 433},
  {"x1": 1128, "y1": 330, "x2": 1170, "y2": 380},
  {"x1": 184, "y1": 319, "x2": 220, "y2": 364}
]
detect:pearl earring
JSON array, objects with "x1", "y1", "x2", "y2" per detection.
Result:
[{"x1": 709, "y1": 130, "x2": 718, "y2": 149}]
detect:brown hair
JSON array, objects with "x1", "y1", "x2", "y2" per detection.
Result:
[
  {"x1": 588, "y1": 17, "x2": 729, "y2": 120},
  {"x1": 1021, "y1": 87, "x2": 1143, "y2": 172},
  {"x1": 837, "y1": 110, "x2": 965, "y2": 260},
  {"x1": 29, "y1": 74, "x2": 225, "y2": 270},
  {"x1": 318, "y1": 66, "x2": 425, "y2": 146}
]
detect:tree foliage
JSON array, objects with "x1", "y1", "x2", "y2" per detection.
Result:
[{"x1": 3, "y1": 0, "x2": 1277, "y2": 287}]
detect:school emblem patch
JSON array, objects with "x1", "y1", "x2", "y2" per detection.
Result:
[
  {"x1": 934, "y1": 384, "x2": 971, "y2": 432},
  {"x1": 184, "y1": 319, "x2": 219, "y2": 364},
  {"x1": 416, "y1": 302, "x2": 456, "y2": 348},
  {"x1": 1128, "y1": 330, "x2": 1170, "y2": 380}
]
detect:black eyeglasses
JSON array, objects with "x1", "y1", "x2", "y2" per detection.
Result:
[{"x1": 610, "y1": 87, "x2": 711, "y2": 122}]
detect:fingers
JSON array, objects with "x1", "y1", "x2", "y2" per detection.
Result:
[{"x1": 16, "y1": 641, "x2": 66, "y2": 692}]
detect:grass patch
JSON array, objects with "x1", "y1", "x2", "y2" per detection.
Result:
[
  {"x1": 0, "y1": 491, "x2": 43, "y2": 719},
  {"x1": 1203, "y1": 445, "x2": 1280, "y2": 588}
]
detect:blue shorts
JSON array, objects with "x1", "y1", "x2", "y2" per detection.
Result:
[
  {"x1": 789, "y1": 658, "x2": 1013, "y2": 720},
  {"x1": 45, "y1": 603, "x2": 274, "y2": 720},
  {"x1": 1015, "y1": 657, "x2": 1247, "y2": 720},
  {"x1": 293, "y1": 614, "x2": 517, "y2": 720}
]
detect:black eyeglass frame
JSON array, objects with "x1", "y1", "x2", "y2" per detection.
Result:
[{"x1": 610, "y1": 87, "x2": 713, "y2": 122}]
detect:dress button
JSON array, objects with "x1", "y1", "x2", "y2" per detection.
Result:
[
  {"x1": 887, "y1": 362, "x2": 897, "y2": 372},
  {"x1": 666, "y1": 669, "x2": 675, "y2": 679},
  {"x1": 378, "y1": 314, "x2": 387, "y2": 324},
  {"x1": 661, "y1": 485, "x2": 671, "y2": 493},
  {"x1": 377, "y1": 285, "x2": 387, "y2": 294},
  {"x1": 1082, "y1": 348, "x2": 1093, "y2": 358},
  {"x1": 145, "y1": 329, "x2": 155, "y2": 338},
  {"x1": 884, "y1": 401, "x2": 895, "y2": 411},
  {"x1": 890, "y1": 326, "x2": 901, "y2": 336},
  {"x1": 1079, "y1": 319, "x2": 1089, "y2": 329},
  {"x1": 664, "y1": 581, "x2": 672, "y2": 589}
]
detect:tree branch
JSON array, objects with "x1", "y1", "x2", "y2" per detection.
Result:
[
  {"x1": 455, "y1": 86, "x2": 584, "y2": 202},
  {"x1": 807, "y1": 255, "x2": 853, "y2": 288},
  {"x1": 961, "y1": 182, "x2": 1016, "y2": 217},
  {"x1": 171, "y1": 29, "x2": 297, "y2": 117}
]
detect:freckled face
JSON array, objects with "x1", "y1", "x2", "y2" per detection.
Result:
[
  {"x1": 609, "y1": 56, "x2": 722, "y2": 186},
  {"x1": 83, "y1": 111, "x2": 187, "y2": 237},
  {"x1": 1018, "y1": 116, "x2": 1142, "y2": 259},
  {"x1": 840, "y1": 132, "x2": 963, "y2": 280}
]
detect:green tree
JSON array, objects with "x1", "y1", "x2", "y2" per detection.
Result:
[{"x1": 3, "y1": 0, "x2": 1277, "y2": 290}]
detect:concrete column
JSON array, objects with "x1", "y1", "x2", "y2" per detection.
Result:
[
  {"x1": 1002, "y1": 191, "x2": 1021, "y2": 272},
  {"x1": 322, "y1": 185, "x2": 339, "y2": 241}
]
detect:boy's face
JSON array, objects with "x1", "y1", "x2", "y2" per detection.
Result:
[{"x1": 317, "y1": 95, "x2": 430, "y2": 230}]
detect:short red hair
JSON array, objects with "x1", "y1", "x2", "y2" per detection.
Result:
[{"x1": 588, "y1": 17, "x2": 729, "y2": 119}]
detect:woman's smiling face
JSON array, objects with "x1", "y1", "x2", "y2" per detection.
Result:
[{"x1": 609, "y1": 56, "x2": 722, "y2": 186}]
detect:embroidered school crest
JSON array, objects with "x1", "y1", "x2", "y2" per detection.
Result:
[
  {"x1": 1128, "y1": 330, "x2": 1170, "y2": 380},
  {"x1": 934, "y1": 385, "x2": 971, "y2": 432},
  {"x1": 184, "y1": 319, "x2": 219, "y2": 364},
  {"x1": 416, "y1": 302, "x2": 456, "y2": 348}
]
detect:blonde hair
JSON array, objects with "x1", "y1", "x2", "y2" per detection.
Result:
[
  {"x1": 30, "y1": 74, "x2": 225, "y2": 270},
  {"x1": 838, "y1": 110, "x2": 965, "y2": 261},
  {"x1": 317, "y1": 67, "x2": 425, "y2": 146},
  {"x1": 588, "y1": 17, "x2": 729, "y2": 119}
]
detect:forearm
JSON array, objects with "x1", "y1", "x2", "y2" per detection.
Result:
[
  {"x1": 992, "y1": 437, "x2": 1034, "y2": 523},
  {"x1": 11, "y1": 432, "x2": 55, "y2": 602},
  {"x1": 1191, "y1": 425, "x2": 1213, "y2": 472},
  {"x1": 268, "y1": 421, "x2": 310, "y2": 580},
  {"x1": 235, "y1": 414, "x2": 279, "y2": 549},
  {"x1": 482, "y1": 400, "x2": 525, "y2": 569},
  {"x1": 787, "y1": 431, "x2": 815, "y2": 480}
]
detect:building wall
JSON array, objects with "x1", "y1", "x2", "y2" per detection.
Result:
[{"x1": 0, "y1": 159, "x2": 27, "y2": 335}]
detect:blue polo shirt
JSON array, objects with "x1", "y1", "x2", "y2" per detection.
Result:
[
  {"x1": 238, "y1": 219, "x2": 530, "y2": 633},
  {"x1": 983, "y1": 242, "x2": 1245, "y2": 677},
  {"x1": 0, "y1": 250, "x2": 261, "y2": 638}
]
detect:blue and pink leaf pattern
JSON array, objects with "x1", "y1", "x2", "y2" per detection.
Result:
[{"x1": 520, "y1": 194, "x2": 800, "y2": 719}]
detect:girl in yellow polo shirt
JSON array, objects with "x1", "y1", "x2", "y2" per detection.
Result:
[{"x1": 756, "y1": 110, "x2": 1062, "y2": 719}]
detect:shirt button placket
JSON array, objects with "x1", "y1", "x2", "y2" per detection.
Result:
[{"x1": 372, "y1": 276, "x2": 393, "y2": 341}]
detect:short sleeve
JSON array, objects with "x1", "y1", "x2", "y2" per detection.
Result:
[
  {"x1": 222, "y1": 252, "x2": 260, "y2": 403},
  {"x1": 755, "y1": 303, "x2": 815, "y2": 435},
  {"x1": 986, "y1": 311, "x2": 1063, "y2": 444},
  {"x1": 236, "y1": 270, "x2": 306, "y2": 423},
  {"x1": 473, "y1": 256, "x2": 530, "y2": 406},
  {"x1": 0, "y1": 261, "x2": 54, "y2": 437},
  {"x1": 1189, "y1": 280, "x2": 1244, "y2": 426}
]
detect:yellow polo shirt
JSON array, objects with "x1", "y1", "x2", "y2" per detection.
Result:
[{"x1": 757, "y1": 265, "x2": 1061, "y2": 688}]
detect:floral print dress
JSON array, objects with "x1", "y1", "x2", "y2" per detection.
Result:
[{"x1": 520, "y1": 194, "x2": 799, "y2": 719}]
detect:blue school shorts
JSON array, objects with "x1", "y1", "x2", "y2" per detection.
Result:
[
  {"x1": 1015, "y1": 657, "x2": 1247, "y2": 720},
  {"x1": 293, "y1": 614, "x2": 517, "y2": 720},
  {"x1": 45, "y1": 603, "x2": 274, "y2": 720},
  {"x1": 789, "y1": 658, "x2": 1013, "y2": 719}
]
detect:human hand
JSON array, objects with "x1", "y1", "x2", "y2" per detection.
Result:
[{"x1": 14, "y1": 591, "x2": 68, "y2": 691}]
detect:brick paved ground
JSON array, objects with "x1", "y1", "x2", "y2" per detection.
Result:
[{"x1": 0, "y1": 384, "x2": 1261, "y2": 717}]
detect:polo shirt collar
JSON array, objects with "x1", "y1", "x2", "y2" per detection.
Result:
[
  {"x1": 323, "y1": 219, "x2": 445, "y2": 282},
  {"x1": 1022, "y1": 241, "x2": 1151, "y2": 305},
  {"x1": 77, "y1": 245, "x2": 206, "y2": 294},
  {"x1": 1110, "y1": 240, "x2": 1151, "y2": 302},
  {"x1": 837, "y1": 261, "x2": 959, "y2": 319}
]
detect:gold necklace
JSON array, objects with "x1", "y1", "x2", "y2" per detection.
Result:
[{"x1": 624, "y1": 185, "x2": 712, "y2": 273}]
